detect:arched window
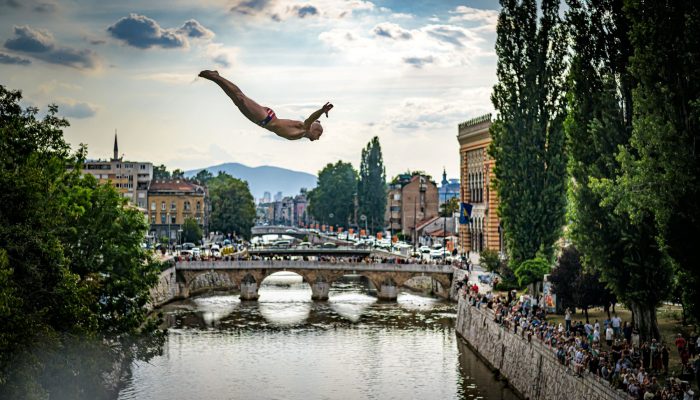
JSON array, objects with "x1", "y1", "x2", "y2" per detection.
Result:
[
  {"x1": 171, "y1": 201, "x2": 176, "y2": 210},
  {"x1": 196, "y1": 201, "x2": 201, "y2": 211},
  {"x1": 184, "y1": 201, "x2": 191, "y2": 211},
  {"x1": 161, "y1": 201, "x2": 165, "y2": 211}
]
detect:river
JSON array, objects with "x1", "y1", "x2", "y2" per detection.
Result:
[{"x1": 118, "y1": 272, "x2": 518, "y2": 400}]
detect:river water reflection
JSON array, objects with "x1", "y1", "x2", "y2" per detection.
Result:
[{"x1": 118, "y1": 273, "x2": 518, "y2": 400}]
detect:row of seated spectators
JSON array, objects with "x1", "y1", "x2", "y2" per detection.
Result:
[{"x1": 462, "y1": 287, "x2": 698, "y2": 400}]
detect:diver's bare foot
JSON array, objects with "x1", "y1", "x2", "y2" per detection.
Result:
[{"x1": 198, "y1": 70, "x2": 219, "y2": 80}]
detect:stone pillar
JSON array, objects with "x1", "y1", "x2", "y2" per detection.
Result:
[
  {"x1": 240, "y1": 272, "x2": 259, "y2": 301},
  {"x1": 240, "y1": 281, "x2": 259, "y2": 300},
  {"x1": 310, "y1": 281, "x2": 330, "y2": 301},
  {"x1": 377, "y1": 283, "x2": 398, "y2": 301}
]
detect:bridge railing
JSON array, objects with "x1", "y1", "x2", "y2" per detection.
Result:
[{"x1": 175, "y1": 260, "x2": 454, "y2": 274}]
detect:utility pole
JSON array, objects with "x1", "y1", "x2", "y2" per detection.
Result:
[{"x1": 413, "y1": 194, "x2": 417, "y2": 253}]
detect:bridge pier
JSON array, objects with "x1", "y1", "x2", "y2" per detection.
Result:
[
  {"x1": 240, "y1": 274, "x2": 259, "y2": 301},
  {"x1": 310, "y1": 281, "x2": 330, "y2": 301},
  {"x1": 377, "y1": 282, "x2": 398, "y2": 301}
]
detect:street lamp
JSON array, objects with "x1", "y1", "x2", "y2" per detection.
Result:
[
  {"x1": 167, "y1": 212, "x2": 171, "y2": 248},
  {"x1": 360, "y1": 214, "x2": 367, "y2": 237},
  {"x1": 442, "y1": 180, "x2": 448, "y2": 260}
]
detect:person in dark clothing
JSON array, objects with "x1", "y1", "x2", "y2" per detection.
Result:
[
  {"x1": 642, "y1": 343, "x2": 651, "y2": 371},
  {"x1": 623, "y1": 321, "x2": 633, "y2": 344},
  {"x1": 661, "y1": 344, "x2": 670, "y2": 375}
]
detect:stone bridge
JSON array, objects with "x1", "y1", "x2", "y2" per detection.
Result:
[{"x1": 172, "y1": 260, "x2": 455, "y2": 302}]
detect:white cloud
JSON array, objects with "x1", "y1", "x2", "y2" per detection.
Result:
[
  {"x1": 227, "y1": 0, "x2": 375, "y2": 22},
  {"x1": 319, "y1": 22, "x2": 490, "y2": 69},
  {"x1": 448, "y1": 5, "x2": 499, "y2": 27},
  {"x1": 137, "y1": 72, "x2": 197, "y2": 85},
  {"x1": 390, "y1": 12, "x2": 413, "y2": 19},
  {"x1": 204, "y1": 43, "x2": 239, "y2": 68},
  {"x1": 377, "y1": 87, "x2": 493, "y2": 134},
  {"x1": 56, "y1": 97, "x2": 98, "y2": 119}
]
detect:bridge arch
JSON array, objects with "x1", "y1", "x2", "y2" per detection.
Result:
[
  {"x1": 175, "y1": 260, "x2": 454, "y2": 302},
  {"x1": 185, "y1": 270, "x2": 237, "y2": 296}
]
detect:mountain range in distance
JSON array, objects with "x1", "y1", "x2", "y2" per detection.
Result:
[{"x1": 185, "y1": 162, "x2": 317, "y2": 201}]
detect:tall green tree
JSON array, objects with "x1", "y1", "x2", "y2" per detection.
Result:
[
  {"x1": 490, "y1": 0, "x2": 568, "y2": 267},
  {"x1": 307, "y1": 161, "x2": 358, "y2": 227},
  {"x1": 358, "y1": 137, "x2": 386, "y2": 232},
  {"x1": 181, "y1": 216, "x2": 203, "y2": 244},
  {"x1": 610, "y1": 0, "x2": 700, "y2": 324},
  {"x1": 194, "y1": 169, "x2": 213, "y2": 185},
  {"x1": 440, "y1": 197, "x2": 459, "y2": 218},
  {"x1": 549, "y1": 246, "x2": 615, "y2": 322},
  {"x1": 565, "y1": 0, "x2": 671, "y2": 339},
  {"x1": 153, "y1": 164, "x2": 170, "y2": 180},
  {"x1": 208, "y1": 173, "x2": 255, "y2": 239},
  {"x1": 0, "y1": 86, "x2": 163, "y2": 397}
]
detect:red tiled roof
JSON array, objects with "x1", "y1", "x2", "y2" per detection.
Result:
[{"x1": 148, "y1": 180, "x2": 203, "y2": 194}]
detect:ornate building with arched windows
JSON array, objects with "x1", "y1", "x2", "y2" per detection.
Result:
[{"x1": 457, "y1": 114, "x2": 504, "y2": 256}]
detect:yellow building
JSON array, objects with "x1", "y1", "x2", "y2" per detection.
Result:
[
  {"x1": 457, "y1": 114, "x2": 504, "y2": 255},
  {"x1": 147, "y1": 180, "x2": 207, "y2": 243}
]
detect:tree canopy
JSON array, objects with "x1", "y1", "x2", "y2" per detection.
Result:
[
  {"x1": 207, "y1": 173, "x2": 256, "y2": 240},
  {"x1": 549, "y1": 246, "x2": 615, "y2": 322},
  {"x1": 307, "y1": 161, "x2": 358, "y2": 228},
  {"x1": 0, "y1": 85, "x2": 163, "y2": 397},
  {"x1": 565, "y1": 0, "x2": 673, "y2": 339},
  {"x1": 611, "y1": 0, "x2": 700, "y2": 325},
  {"x1": 358, "y1": 137, "x2": 386, "y2": 232},
  {"x1": 181, "y1": 216, "x2": 203, "y2": 244},
  {"x1": 489, "y1": 0, "x2": 568, "y2": 268}
]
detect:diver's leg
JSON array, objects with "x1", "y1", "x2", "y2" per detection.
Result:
[{"x1": 199, "y1": 70, "x2": 268, "y2": 123}]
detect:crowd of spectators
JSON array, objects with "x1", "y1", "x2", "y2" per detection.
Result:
[{"x1": 460, "y1": 282, "x2": 700, "y2": 400}]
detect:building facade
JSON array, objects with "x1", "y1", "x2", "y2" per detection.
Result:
[
  {"x1": 457, "y1": 114, "x2": 503, "y2": 254},
  {"x1": 147, "y1": 180, "x2": 207, "y2": 243},
  {"x1": 256, "y1": 189, "x2": 309, "y2": 227},
  {"x1": 81, "y1": 134, "x2": 153, "y2": 210},
  {"x1": 385, "y1": 174, "x2": 439, "y2": 240}
]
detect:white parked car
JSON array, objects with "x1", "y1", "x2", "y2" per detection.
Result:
[
  {"x1": 430, "y1": 250, "x2": 445, "y2": 259},
  {"x1": 192, "y1": 248, "x2": 201, "y2": 257}
]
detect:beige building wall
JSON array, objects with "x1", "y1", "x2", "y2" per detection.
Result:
[{"x1": 457, "y1": 114, "x2": 503, "y2": 255}]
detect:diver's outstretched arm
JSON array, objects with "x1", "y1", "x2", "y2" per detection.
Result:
[{"x1": 303, "y1": 102, "x2": 334, "y2": 129}]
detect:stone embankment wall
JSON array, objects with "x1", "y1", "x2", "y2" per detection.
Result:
[
  {"x1": 149, "y1": 266, "x2": 181, "y2": 308},
  {"x1": 455, "y1": 298, "x2": 627, "y2": 400},
  {"x1": 449, "y1": 269, "x2": 468, "y2": 301}
]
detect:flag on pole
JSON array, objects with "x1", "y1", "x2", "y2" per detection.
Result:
[{"x1": 459, "y1": 203, "x2": 473, "y2": 224}]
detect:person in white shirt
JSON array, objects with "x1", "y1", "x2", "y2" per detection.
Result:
[
  {"x1": 611, "y1": 314, "x2": 622, "y2": 336},
  {"x1": 606, "y1": 326, "x2": 614, "y2": 346}
]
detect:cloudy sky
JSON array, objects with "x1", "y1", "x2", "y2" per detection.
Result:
[{"x1": 0, "y1": 0, "x2": 499, "y2": 181}]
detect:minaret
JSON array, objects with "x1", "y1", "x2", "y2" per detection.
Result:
[
  {"x1": 113, "y1": 130, "x2": 119, "y2": 161},
  {"x1": 441, "y1": 167, "x2": 448, "y2": 187}
]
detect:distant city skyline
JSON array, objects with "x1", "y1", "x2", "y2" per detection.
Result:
[{"x1": 0, "y1": 0, "x2": 498, "y2": 180}]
